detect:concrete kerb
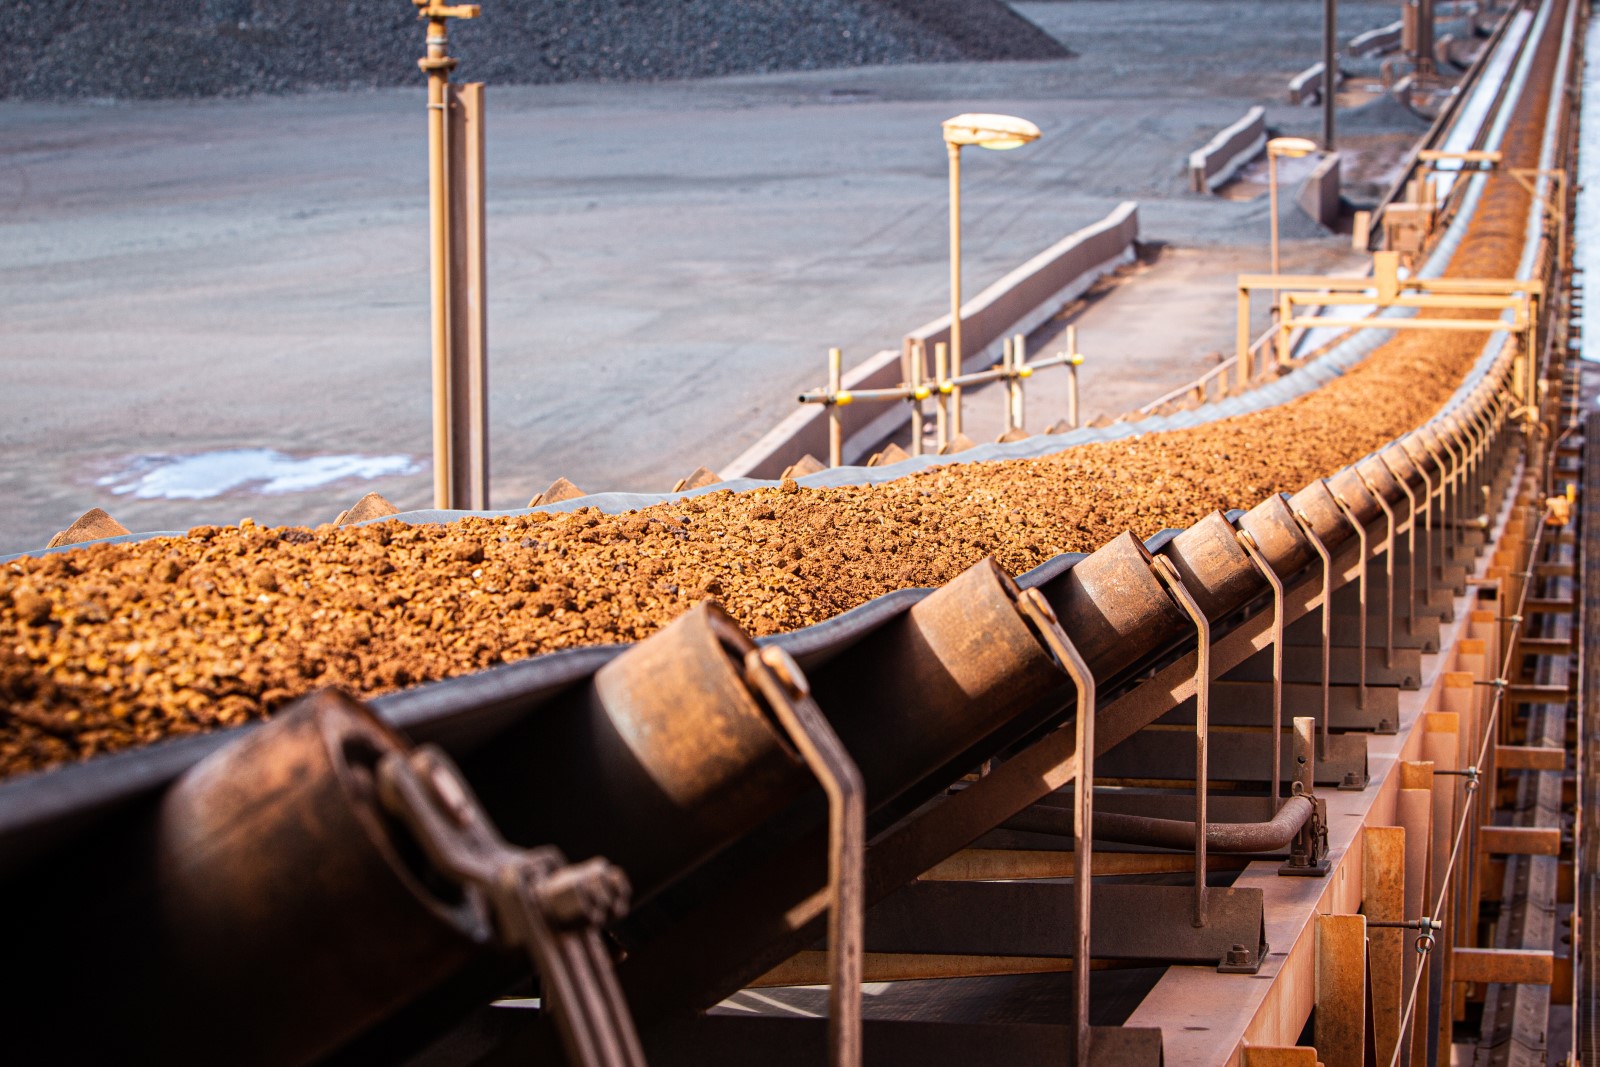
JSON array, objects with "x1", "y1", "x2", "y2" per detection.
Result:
[
  {"x1": 1289, "y1": 61, "x2": 1343, "y2": 106},
  {"x1": 1349, "y1": 20, "x2": 1404, "y2": 57},
  {"x1": 721, "y1": 201, "x2": 1139, "y2": 480},
  {"x1": 1188, "y1": 106, "x2": 1266, "y2": 193},
  {"x1": 1296, "y1": 152, "x2": 1343, "y2": 228}
]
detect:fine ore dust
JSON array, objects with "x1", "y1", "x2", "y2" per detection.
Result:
[{"x1": 0, "y1": 62, "x2": 1546, "y2": 779}]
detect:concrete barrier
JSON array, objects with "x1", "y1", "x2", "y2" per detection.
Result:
[
  {"x1": 722, "y1": 201, "x2": 1140, "y2": 480},
  {"x1": 1187, "y1": 107, "x2": 1266, "y2": 193},
  {"x1": 1349, "y1": 20, "x2": 1404, "y2": 57},
  {"x1": 1296, "y1": 152, "x2": 1343, "y2": 227},
  {"x1": 1289, "y1": 61, "x2": 1343, "y2": 105}
]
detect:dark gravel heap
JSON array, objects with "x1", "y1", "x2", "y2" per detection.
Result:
[{"x1": 1, "y1": 0, "x2": 1068, "y2": 100}]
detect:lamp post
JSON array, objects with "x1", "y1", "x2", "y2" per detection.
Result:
[
  {"x1": 940, "y1": 113, "x2": 1041, "y2": 438},
  {"x1": 1266, "y1": 137, "x2": 1318, "y2": 279}
]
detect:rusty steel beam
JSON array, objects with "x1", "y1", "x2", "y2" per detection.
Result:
[{"x1": 1454, "y1": 947, "x2": 1556, "y2": 986}]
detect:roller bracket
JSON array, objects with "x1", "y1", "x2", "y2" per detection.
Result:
[
  {"x1": 374, "y1": 746, "x2": 647, "y2": 1067},
  {"x1": 742, "y1": 644, "x2": 865, "y2": 1067}
]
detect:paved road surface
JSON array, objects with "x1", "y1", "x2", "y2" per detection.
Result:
[{"x1": 0, "y1": 1, "x2": 1407, "y2": 551}]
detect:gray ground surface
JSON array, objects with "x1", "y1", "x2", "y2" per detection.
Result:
[
  {"x1": 1, "y1": 0, "x2": 1411, "y2": 552},
  {"x1": 0, "y1": 0, "x2": 1064, "y2": 100}
]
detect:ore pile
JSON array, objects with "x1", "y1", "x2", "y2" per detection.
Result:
[
  {"x1": 0, "y1": 261, "x2": 1525, "y2": 778},
  {"x1": 0, "y1": 0, "x2": 1067, "y2": 100},
  {"x1": 0, "y1": 27, "x2": 1550, "y2": 778}
]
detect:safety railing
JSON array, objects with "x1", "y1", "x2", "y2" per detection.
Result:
[
  {"x1": 798, "y1": 329, "x2": 1087, "y2": 467},
  {"x1": 1133, "y1": 321, "x2": 1278, "y2": 420}
]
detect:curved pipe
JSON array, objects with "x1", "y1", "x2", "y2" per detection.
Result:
[{"x1": 1002, "y1": 794, "x2": 1315, "y2": 854}]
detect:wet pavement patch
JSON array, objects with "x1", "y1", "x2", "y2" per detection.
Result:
[{"x1": 95, "y1": 449, "x2": 421, "y2": 500}]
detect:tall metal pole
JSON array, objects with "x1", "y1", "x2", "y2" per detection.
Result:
[
  {"x1": 447, "y1": 81, "x2": 490, "y2": 510},
  {"x1": 1269, "y1": 150, "x2": 1283, "y2": 279},
  {"x1": 415, "y1": 0, "x2": 480, "y2": 510},
  {"x1": 1066, "y1": 325, "x2": 1081, "y2": 429},
  {"x1": 947, "y1": 142, "x2": 964, "y2": 439},
  {"x1": 1415, "y1": 0, "x2": 1435, "y2": 76},
  {"x1": 827, "y1": 347, "x2": 843, "y2": 469},
  {"x1": 1323, "y1": 0, "x2": 1337, "y2": 150},
  {"x1": 425, "y1": 11, "x2": 453, "y2": 510}
]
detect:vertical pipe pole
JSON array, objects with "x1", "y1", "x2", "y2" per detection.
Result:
[
  {"x1": 1269, "y1": 150, "x2": 1282, "y2": 280},
  {"x1": 1001, "y1": 337, "x2": 1015, "y2": 435},
  {"x1": 425, "y1": 17, "x2": 453, "y2": 510},
  {"x1": 1293, "y1": 716, "x2": 1315, "y2": 796},
  {"x1": 447, "y1": 81, "x2": 490, "y2": 510},
  {"x1": 909, "y1": 342, "x2": 925, "y2": 458},
  {"x1": 1237, "y1": 287, "x2": 1252, "y2": 391},
  {"x1": 1067, "y1": 325, "x2": 1081, "y2": 429},
  {"x1": 1415, "y1": 0, "x2": 1435, "y2": 75},
  {"x1": 1290, "y1": 716, "x2": 1318, "y2": 869},
  {"x1": 1323, "y1": 0, "x2": 1337, "y2": 151},
  {"x1": 1278, "y1": 292, "x2": 1292, "y2": 368},
  {"x1": 947, "y1": 143, "x2": 965, "y2": 440},
  {"x1": 934, "y1": 342, "x2": 950, "y2": 451},
  {"x1": 827, "y1": 347, "x2": 843, "y2": 469},
  {"x1": 1011, "y1": 332, "x2": 1026, "y2": 432}
]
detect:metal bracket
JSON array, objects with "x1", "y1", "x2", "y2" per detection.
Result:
[
  {"x1": 1152, "y1": 556, "x2": 1212, "y2": 929},
  {"x1": 744, "y1": 645, "x2": 865, "y2": 1067},
  {"x1": 374, "y1": 746, "x2": 647, "y2": 1067},
  {"x1": 1379, "y1": 453, "x2": 1420, "y2": 636},
  {"x1": 1016, "y1": 588, "x2": 1096, "y2": 1067},
  {"x1": 1327, "y1": 484, "x2": 1370, "y2": 711},
  {"x1": 1357, "y1": 469, "x2": 1399, "y2": 670},
  {"x1": 1280, "y1": 723, "x2": 1331, "y2": 877},
  {"x1": 414, "y1": 0, "x2": 480, "y2": 18},
  {"x1": 1399, "y1": 439, "x2": 1438, "y2": 597},
  {"x1": 1235, "y1": 529, "x2": 1285, "y2": 808},
  {"x1": 1367, "y1": 916, "x2": 1442, "y2": 955},
  {"x1": 1291, "y1": 510, "x2": 1334, "y2": 759}
]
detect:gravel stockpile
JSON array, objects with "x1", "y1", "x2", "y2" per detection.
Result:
[{"x1": 0, "y1": 0, "x2": 1067, "y2": 100}]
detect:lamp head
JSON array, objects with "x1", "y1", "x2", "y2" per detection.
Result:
[
  {"x1": 1267, "y1": 136, "x2": 1319, "y2": 159},
  {"x1": 942, "y1": 113, "x2": 1042, "y2": 151}
]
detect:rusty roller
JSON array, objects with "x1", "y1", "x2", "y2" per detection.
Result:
[
  {"x1": 1155, "y1": 511, "x2": 1267, "y2": 621},
  {"x1": 1031, "y1": 530, "x2": 1190, "y2": 681},
  {"x1": 1326, "y1": 464, "x2": 1385, "y2": 527},
  {"x1": 14, "y1": 691, "x2": 489, "y2": 1066},
  {"x1": 470, "y1": 601, "x2": 810, "y2": 901},
  {"x1": 1237, "y1": 491, "x2": 1317, "y2": 578},
  {"x1": 612, "y1": 555, "x2": 1078, "y2": 1018},
  {"x1": 1287, "y1": 478, "x2": 1358, "y2": 552},
  {"x1": 800, "y1": 556, "x2": 1069, "y2": 809}
]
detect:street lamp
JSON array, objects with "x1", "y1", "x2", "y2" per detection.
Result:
[
  {"x1": 1266, "y1": 136, "x2": 1318, "y2": 279},
  {"x1": 941, "y1": 113, "x2": 1042, "y2": 437}
]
